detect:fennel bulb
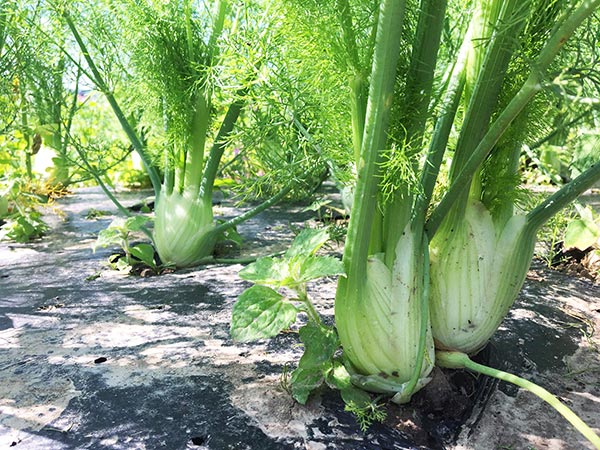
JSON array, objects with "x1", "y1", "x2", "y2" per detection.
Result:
[
  {"x1": 429, "y1": 200, "x2": 535, "y2": 354},
  {"x1": 336, "y1": 226, "x2": 435, "y2": 402},
  {"x1": 153, "y1": 189, "x2": 215, "y2": 267}
]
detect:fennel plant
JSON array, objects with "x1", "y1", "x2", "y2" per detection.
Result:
[
  {"x1": 251, "y1": 0, "x2": 600, "y2": 444},
  {"x1": 62, "y1": 0, "x2": 325, "y2": 268},
  {"x1": 343, "y1": 0, "x2": 600, "y2": 443}
]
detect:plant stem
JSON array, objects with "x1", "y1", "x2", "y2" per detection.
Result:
[
  {"x1": 18, "y1": 82, "x2": 32, "y2": 179},
  {"x1": 211, "y1": 185, "x2": 293, "y2": 236},
  {"x1": 191, "y1": 251, "x2": 286, "y2": 267},
  {"x1": 384, "y1": 0, "x2": 446, "y2": 257},
  {"x1": 342, "y1": 0, "x2": 406, "y2": 287},
  {"x1": 426, "y1": 0, "x2": 600, "y2": 237},
  {"x1": 527, "y1": 162, "x2": 600, "y2": 232},
  {"x1": 436, "y1": 351, "x2": 600, "y2": 450},
  {"x1": 336, "y1": 0, "x2": 366, "y2": 164},
  {"x1": 63, "y1": 12, "x2": 162, "y2": 198},
  {"x1": 185, "y1": 92, "x2": 210, "y2": 195},
  {"x1": 200, "y1": 89, "x2": 248, "y2": 199},
  {"x1": 297, "y1": 285, "x2": 322, "y2": 326},
  {"x1": 417, "y1": 48, "x2": 466, "y2": 224}
]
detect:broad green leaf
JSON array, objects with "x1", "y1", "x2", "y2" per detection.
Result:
[
  {"x1": 223, "y1": 225, "x2": 243, "y2": 246},
  {"x1": 114, "y1": 258, "x2": 131, "y2": 272},
  {"x1": 93, "y1": 226, "x2": 123, "y2": 251},
  {"x1": 285, "y1": 228, "x2": 330, "y2": 258},
  {"x1": 564, "y1": 218, "x2": 599, "y2": 250},
  {"x1": 327, "y1": 359, "x2": 352, "y2": 390},
  {"x1": 297, "y1": 322, "x2": 339, "y2": 369},
  {"x1": 130, "y1": 243, "x2": 156, "y2": 268},
  {"x1": 239, "y1": 257, "x2": 291, "y2": 286},
  {"x1": 230, "y1": 285, "x2": 298, "y2": 342},
  {"x1": 125, "y1": 215, "x2": 151, "y2": 231},
  {"x1": 302, "y1": 199, "x2": 332, "y2": 212},
  {"x1": 298, "y1": 256, "x2": 345, "y2": 283},
  {"x1": 108, "y1": 217, "x2": 126, "y2": 229},
  {"x1": 291, "y1": 365, "x2": 324, "y2": 404},
  {"x1": 290, "y1": 323, "x2": 339, "y2": 403},
  {"x1": 574, "y1": 203, "x2": 595, "y2": 223}
]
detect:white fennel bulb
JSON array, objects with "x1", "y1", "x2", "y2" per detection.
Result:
[
  {"x1": 153, "y1": 189, "x2": 215, "y2": 268},
  {"x1": 429, "y1": 200, "x2": 535, "y2": 354}
]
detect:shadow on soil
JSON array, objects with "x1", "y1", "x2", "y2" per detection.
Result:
[{"x1": 1, "y1": 187, "x2": 599, "y2": 449}]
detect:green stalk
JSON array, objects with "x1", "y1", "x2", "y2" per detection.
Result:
[
  {"x1": 199, "y1": 90, "x2": 247, "y2": 199},
  {"x1": 341, "y1": 0, "x2": 406, "y2": 289},
  {"x1": 63, "y1": 12, "x2": 162, "y2": 198},
  {"x1": 162, "y1": 97, "x2": 175, "y2": 195},
  {"x1": 205, "y1": 0, "x2": 227, "y2": 70},
  {"x1": 349, "y1": 75, "x2": 368, "y2": 165},
  {"x1": 184, "y1": 0, "x2": 194, "y2": 60},
  {"x1": 395, "y1": 0, "x2": 447, "y2": 155},
  {"x1": 417, "y1": 45, "x2": 467, "y2": 223},
  {"x1": 0, "y1": 1, "x2": 8, "y2": 56},
  {"x1": 436, "y1": 351, "x2": 600, "y2": 449},
  {"x1": 527, "y1": 162, "x2": 600, "y2": 232},
  {"x1": 183, "y1": 0, "x2": 228, "y2": 196},
  {"x1": 185, "y1": 92, "x2": 210, "y2": 195},
  {"x1": 189, "y1": 250, "x2": 289, "y2": 266},
  {"x1": 336, "y1": 0, "x2": 367, "y2": 163},
  {"x1": 336, "y1": 0, "x2": 361, "y2": 72},
  {"x1": 48, "y1": 55, "x2": 70, "y2": 187},
  {"x1": 383, "y1": 0, "x2": 446, "y2": 261},
  {"x1": 448, "y1": 0, "x2": 528, "y2": 216},
  {"x1": 64, "y1": 62, "x2": 82, "y2": 156},
  {"x1": 426, "y1": 0, "x2": 600, "y2": 237},
  {"x1": 297, "y1": 285, "x2": 323, "y2": 327},
  {"x1": 211, "y1": 184, "x2": 293, "y2": 236},
  {"x1": 18, "y1": 82, "x2": 32, "y2": 179}
]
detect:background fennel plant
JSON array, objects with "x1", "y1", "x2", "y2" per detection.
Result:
[{"x1": 62, "y1": 0, "x2": 327, "y2": 268}]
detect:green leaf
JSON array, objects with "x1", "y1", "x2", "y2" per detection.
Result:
[
  {"x1": 327, "y1": 359, "x2": 353, "y2": 390},
  {"x1": 291, "y1": 366, "x2": 324, "y2": 404},
  {"x1": 290, "y1": 322, "x2": 339, "y2": 404},
  {"x1": 125, "y1": 215, "x2": 151, "y2": 231},
  {"x1": 285, "y1": 228, "x2": 330, "y2": 258},
  {"x1": 564, "y1": 218, "x2": 599, "y2": 250},
  {"x1": 223, "y1": 225, "x2": 243, "y2": 246},
  {"x1": 230, "y1": 285, "x2": 298, "y2": 342},
  {"x1": 0, "y1": 196, "x2": 8, "y2": 218},
  {"x1": 93, "y1": 226, "x2": 123, "y2": 251},
  {"x1": 297, "y1": 322, "x2": 339, "y2": 369},
  {"x1": 130, "y1": 243, "x2": 157, "y2": 268},
  {"x1": 302, "y1": 199, "x2": 332, "y2": 212},
  {"x1": 114, "y1": 258, "x2": 131, "y2": 272},
  {"x1": 298, "y1": 256, "x2": 345, "y2": 283},
  {"x1": 238, "y1": 257, "x2": 291, "y2": 286}
]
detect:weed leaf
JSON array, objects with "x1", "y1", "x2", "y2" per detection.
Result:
[{"x1": 230, "y1": 285, "x2": 297, "y2": 342}]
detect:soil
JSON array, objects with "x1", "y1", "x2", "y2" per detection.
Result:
[{"x1": 0, "y1": 187, "x2": 599, "y2": 450}]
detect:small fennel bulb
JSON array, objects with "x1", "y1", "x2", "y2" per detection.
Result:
[{"x1": 153, "y1": 189, "x2": 215, "y2": 267}]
